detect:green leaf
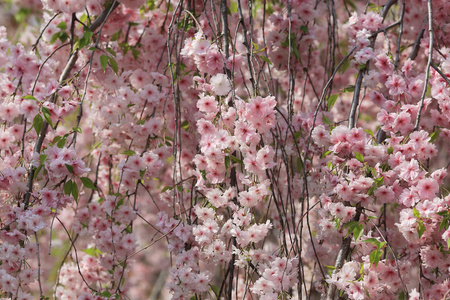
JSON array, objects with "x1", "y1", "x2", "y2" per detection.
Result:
[
  {"x1": 369, "y1": 166, "x2": 377, "y2": 178},
  {"x1": 14, "y1": 7, "x2": 31, "y2": 23},
  {"x1": 58, "y1": 32, "x2": 69, "y2": 43},
  {"x1": 229, "y1": 0, "x2": 238, "y2": 13},
  {"x1": 91, "y1": 140, "x2": 102, "y2": 149},
  {"x1": 111, "y1": 30, "x2": 121, "y2": 41},
  {"x1": 340, "y1": 60, "x2": 351, "y2": 74},
  {"x1": 57, "y1": 21, "x2": 67, "y2": 30},
  {"x1": 322, "y1": 114, "x2": 332, "y2": 125},
  {"x1": 417, "y1": 220, "x2": 425, "y2": 238},
  {"x1": 344, "y1": 221, "x2": 359, "y2": 237},
  {"x1": 369, "y1": 249, "x2": 383, "y2": 266},
  {"x1": 364, "y1": 129, "x2": 374, "y2": 137},
  {"x1": 65, "y1": 164, "x2": 73, "y2": 173},
  {"x1": 122, "y1": 150, "x2": 135, "y2": 156},
  {"x1": 343, "y1": 85, "x2": 355, "y2": 93},
  {"x1": 33, "y1": 114, "x2": 44, "y2": 136},
  {"x1": 57, "y1": 137, "x2": 67, "y2": 148},
  {"x1": 413, "y1": 207, "x2": 421, "y2": 218},
  {"x1": 34, "y1": 164, "x2": 44, "y2": 180},
  {"x1": 79, "y1": 14, "x2": 88, "y2": 24},
  {"x1": 82, "y1": 247, "x2": 99, "y2": 257},
  {"x1": 109, "y1": 57, "x2": 118, "y2": 74},
  {"x1": 387, "y1": 146, "x2": 394, "y2": 154},
  {"x1": 321, "y1": 150, "x2": 332, "y2": 159},
  {"x1": 22, "y1": 95, "x2": 37, "y2": 100},
  {"x1": 430, "y1": 129, "x2": 440, "y2": 143},
  {"x1": 181, "y1": 120, "x2": 190, "y2": 130},
  {"x1": 353, "y1": 224, "x2": 364, "y2": 242},
  {"x1": 439, "y1": 218, "x2": 449, "y2": 232},
  {"x1": 100, "y1": 55, "x2": 108, "y2": 73},
  {"x1": 64, "y1": 180, "x2": 73, "y2": 195},
  {"x1": 50, "y1": 32, "x2": 61, "y2": 44},
  {"x1": 131, "y1": 49, "x2": 140, "y2": 60},
  {"x1": 260, "y1": 56, "x2": 272, "y2": 65},
  {"x1": 362, "y1": 238, "x2": 382, "y2": 249},
  {"x1": 293, "y1": 131, "x2": 302, "y2": 140},
  {"x1": 327, "y1": 94, "x2": 339, "y2": 110},
  {"x1": 100, "y1": 291, "x2": 112, "y2": 297},
  {"x1": 335, "y1": 218, "x2": 341, "y2": 229},
  {"x1": 42, "y1": 107, "x2": 54, "y2": 128},
  {"x1": 210, "y1": 285, "x2": 219, "y2": 296},
  {"x1": 230, "y1": 155, "x2": 244, "y2": 165},
  {"x1": 343, "y1": 220, "x2": 359, "y2": 229},
  {"x1": 81, "y1": 177, "x2": 96, "y2": 190},
  {"x1": 300, "y1": 25, "x2": 309, "y2": 34},
  {"x1": 354, "y1": 151, "x2": 364, "y2": 162},
  {"x1": 39, "y1": 154, "x2": 47, "y2": 163},
  {"x1": 161, "y1": 186, "x2": 173, "y2": 193},
  {"x1": 292, "y1": 44, "x2": 302, "y2": 64},
  {"x1": 225, "y1": 156, "x2": 230, "y2": 169},
  {"x1": 105, "y1": 48, "x2": 116, "y2": 57},
  {"x1": 72, "y1": 182, "x2": 79, "y2": 203},
  {"x1": 374, "y1": 177, "x2": 384, "y2": 186}
]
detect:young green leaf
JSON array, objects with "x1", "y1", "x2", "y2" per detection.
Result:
[
  {"x1": 65, "y1": 164, "x2": 73, "y2": 173},
  {"x1": 354, "y1": 151, "x2": 364, "y2": 162},
  {"x1": 327, "y1": 94, "x2": 339, "y2": 110},
  {"x1": 72, "y1": 182, "x2": 79, "y2": 203},
  {"x1": 260, "y1": 56, "x2": 272, "y2": 65},
  {"x1": 33, "y1": 114, "x2": 44, "y2": 136},
  {"x1": 322, "y1": 114, "x2": 332, "y2": 125},
  {"x1": 108, "y1": 57, "x2": 118, "y2": 74},
  {"x1": 81, "y1": 177, "x2": 96, "y2": 190},
  {"x1": 100, "y1": 55, "x2": 109, "y2": 72},
  {"x1": 64, "y1": 180, "x2": 73, "y2": 195},
  {"x1": 353, "y1": 224, "x2": 364, "y2": 242}
]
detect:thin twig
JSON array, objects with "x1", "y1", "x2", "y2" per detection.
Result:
[{"x1": 414, "y1": 0, "x2": 433, "y2": 131}]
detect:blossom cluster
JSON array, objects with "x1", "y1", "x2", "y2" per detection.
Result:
[{"x1": 0, "y1": 0, "x2": 449, "y2": 299}]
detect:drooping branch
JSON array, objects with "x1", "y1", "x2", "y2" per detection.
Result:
[
  {"x1": 23, "y1": 0, "x2": 121, "y2": 207},
  {"x1": 414, "y1": 0, "x2": 434, "y2": 131}
]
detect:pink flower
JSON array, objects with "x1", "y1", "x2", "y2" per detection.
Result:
[
  {"x1": 375, "y1": 53, "x2": 394, "y2": 74},
  {"x1": 374, "y1": 186, "x2": 395, "y2": 204},
  {"x1": 210, "y1": 73, "x2": 231, "y2": 96},
  {"x1": 386, "y1": 74, "x2": 407, "y2": 96},
  {"x1": 416, "y1": 178, "x2": 439, "y2": 200},
  {"x1": 0, "y1": 102, "x2": 19, "y2": 122},
  {"x1": 205, "y1": 49, "x2": 223, "y2": 71},
  {"x1": 238, "y1": 190, "x2": 259, "y2": 207},
  {"x1": 354, "y1": 47, "x2": 373, "y2": 64},
  {"x1": 256, "y1": 146, "x2": 277, "y2": 170},
  {"x1": 197, "y1": 94, "x2": 218, "y2": 113},
  {"x1": 206, "y1": 188, "x2": 227, "y2": 208}
]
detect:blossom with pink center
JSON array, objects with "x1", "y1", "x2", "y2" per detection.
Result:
[
  {"x1": 386, "y1": 74, "x2": 407, "y2": 96},
  {"x1": 416, "y1": 178, "x2": 439, "y2": 200}
]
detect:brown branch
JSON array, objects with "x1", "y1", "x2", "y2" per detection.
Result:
[
  {"x1": 414, "y1": 0, "x2": 434, "y2": 131},
  {"x1": 325, "y1": 203, "x2": 362, "y2": 300},
  {"x1": 23, "y1": 0, "x2": 121, "y2": 208}
]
